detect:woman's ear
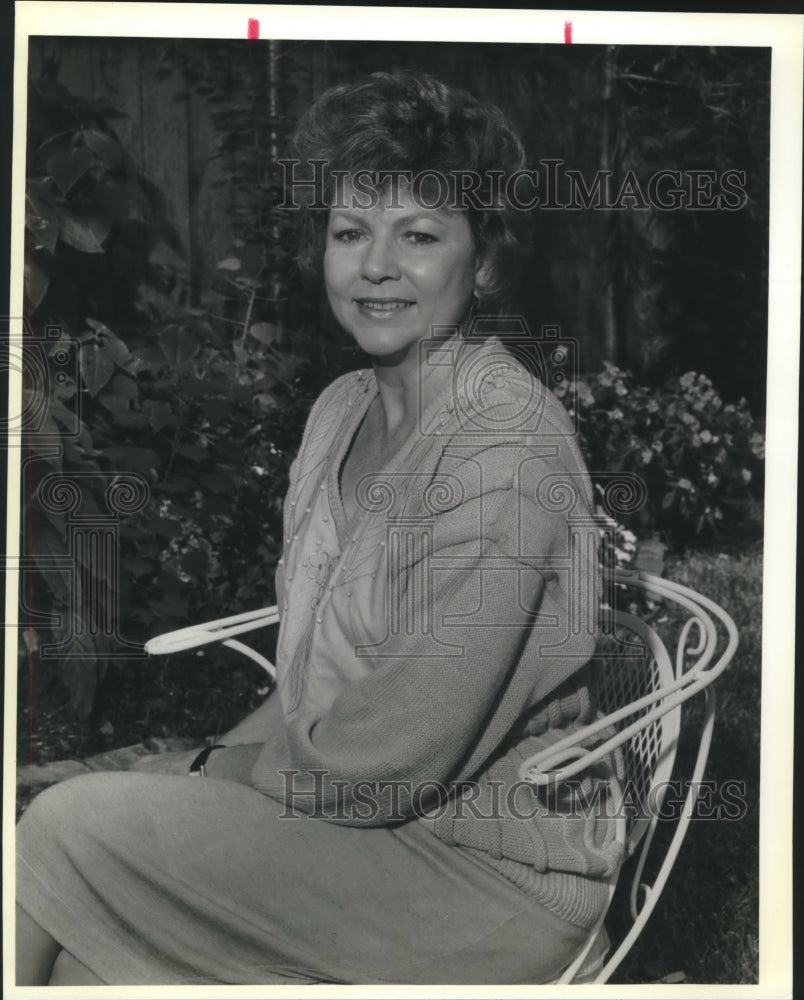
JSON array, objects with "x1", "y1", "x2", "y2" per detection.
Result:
[{"x1": 473, "y1": 257, "x2": 494, "y2": 300}]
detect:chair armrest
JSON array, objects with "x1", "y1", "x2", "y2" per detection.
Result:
[{"x1": 145, "y1": 606, "x2": 280, "y2": 656}]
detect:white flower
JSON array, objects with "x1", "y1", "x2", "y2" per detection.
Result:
[
  {"x1": 749, "y1": 433, "x2": 765, "y2": 459},
  {"x1": 577, "y1": 383, "x2": 595, "y2": 406},
  {"x1": 741, "y1": 468, "x2": 752, "y2": 483}
]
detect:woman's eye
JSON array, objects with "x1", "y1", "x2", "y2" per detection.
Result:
[
  {"x1": 404, "y1": 231, "x2": 438, "y2": 246},
  {"x1": 333, "y1": 229, "x2": 364, "y2": 243}
]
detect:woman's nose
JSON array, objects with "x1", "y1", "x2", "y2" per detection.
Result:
[{"x1": 361, "y1": 236, "x2": 400, "y2": 282}]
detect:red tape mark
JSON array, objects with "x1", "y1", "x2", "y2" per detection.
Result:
[
  {"x1": 564, "y1": 20, "x2": 572, "y2": 44},
  {"x1": 248, "y1": 18, "x2": 260, "y2": 39}
]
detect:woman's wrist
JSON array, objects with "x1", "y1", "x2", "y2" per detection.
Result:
[
  {"x1": 188, "y1": 744, "x2": 227, "y2": 777},
  {"x1": 198, "y1": 743, "x2": 263, "y2": 784}
]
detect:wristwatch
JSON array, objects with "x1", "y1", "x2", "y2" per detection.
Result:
[{"x1": 188, "y1": 744, "x2": 226, "y2": 777}]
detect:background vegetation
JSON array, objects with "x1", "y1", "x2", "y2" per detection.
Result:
[{"x1": 17, "y1": 38, "x2": 768, "y2": 984}]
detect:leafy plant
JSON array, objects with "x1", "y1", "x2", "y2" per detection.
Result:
[
  {"x1": 555, "y1": 363, "x2": 764, "y2": 545},
  {"x1": 21, "y1": 57, "x2": 325, "y2": 720}
]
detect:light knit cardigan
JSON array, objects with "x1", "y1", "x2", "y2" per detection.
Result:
[{"x1": 251, "y1": 335, "x2": 624, "y2": 929}]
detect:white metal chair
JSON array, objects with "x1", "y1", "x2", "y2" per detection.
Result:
[{"x1": 145, "y1": 568, "x2": 738, "y2": 984}]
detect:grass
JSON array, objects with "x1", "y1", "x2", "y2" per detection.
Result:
[{"x1": 16, "y1": 546, "x2": 762, "y2": 984}]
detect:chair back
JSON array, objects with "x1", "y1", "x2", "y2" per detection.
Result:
[
  {"x1": 594, "y1": 610, "x2": 681, "y2": 858},
  {"x1": 520, "y1": 569, "x2": 738, "y2": 984}
]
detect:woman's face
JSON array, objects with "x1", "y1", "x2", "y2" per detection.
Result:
[{"x1": 324, "y1": 178, "x2": 482, "y2": 362}]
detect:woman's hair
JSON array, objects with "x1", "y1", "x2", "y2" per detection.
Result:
[{"x1": 286, "y1": 72, "x2": 531, "y2": 308}]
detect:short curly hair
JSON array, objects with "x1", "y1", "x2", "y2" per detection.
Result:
[{"x1": 285, "y1": 72, "x2": 531, "y2": 308}]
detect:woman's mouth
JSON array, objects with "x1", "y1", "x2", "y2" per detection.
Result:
[{"x1": 354, "y1": 299, "x2": 414, "y2": 318}]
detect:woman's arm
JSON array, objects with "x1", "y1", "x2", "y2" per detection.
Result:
[
  {"x1": 129, "y1": 695, "x2": 283, "y2": 780},
  {"x1": 219, "y1": 689, "x2": 285, "y2": 745},
  {"x1": 251, "y1": 478, "x2": 597, "y2": 824}
]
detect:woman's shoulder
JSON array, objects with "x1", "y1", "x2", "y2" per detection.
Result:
[
  {"x1": 291, "y1": 369, "x2": 374, "y2": 475},
  {"x1": 444, "y1": 341, "x2": 579, "y2": 458},
  {"x1": 434, "y1": 340, "x2": 592, "y2": 512},
  {"x1": 307, "y1": 368, "x2": 374, "y2": 421},
  {"x1": 465, "y1": 341, "x2": 574, "y2": 437}
]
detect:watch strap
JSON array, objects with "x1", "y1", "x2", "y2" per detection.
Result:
[{"x1": 188, "y1": 744, "x2": 226, "y2": 777}]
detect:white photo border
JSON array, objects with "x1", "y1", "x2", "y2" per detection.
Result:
[{"x1": 6, "y1": 6, "x2": 801, "y2": 999}]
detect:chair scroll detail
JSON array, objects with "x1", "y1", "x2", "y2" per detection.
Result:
[
  {"x1": 519, "y1": 569, "x2": 738, "y2": 983},
  {"x1": 144, "y1": 569, "x2": 737, "y2": 985}
]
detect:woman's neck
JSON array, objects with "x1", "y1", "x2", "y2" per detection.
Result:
[{"x1": 370, "y1": 328, "x2": 460, "y2": 439}]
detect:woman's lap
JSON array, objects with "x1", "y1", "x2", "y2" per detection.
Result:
[{"x1": 16, "y1": 770, "x2": 586, "y2": 985}]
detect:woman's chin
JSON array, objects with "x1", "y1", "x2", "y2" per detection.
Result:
[{"x1": 349, "y1": 328, "x2": 423, "y2": 364}]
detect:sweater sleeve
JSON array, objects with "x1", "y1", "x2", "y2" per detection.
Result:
[{"x1": 252, "y1": 433, "x2": 598, "y2": 825}]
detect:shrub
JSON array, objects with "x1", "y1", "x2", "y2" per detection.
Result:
[
  {"x1": 21, "y1": 68, "x2": 324, "y2": 719},
  {"x1": 555, "y1": 363, "x2": 764, "y2": 547}
]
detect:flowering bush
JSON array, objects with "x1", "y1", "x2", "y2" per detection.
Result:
[
  {"x1": 595, "y1": 497, "x2": 639, "y2": 570},
  {"x1": 554, "y1": 363, "x2": 764, "y2": 545}
]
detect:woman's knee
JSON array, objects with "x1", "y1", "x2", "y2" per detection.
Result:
[{"x1": 18, "y1": 771, "x2": 140, "y2": 843}]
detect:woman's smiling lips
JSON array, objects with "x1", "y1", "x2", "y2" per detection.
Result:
[{"x1": 354, "y1": 298, "x2": 415, "y2": 319}]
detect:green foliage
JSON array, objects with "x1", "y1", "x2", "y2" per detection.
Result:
[
  {"x1": 22, "y1": 61, "x2": 330, "y2": 719},
  {"x1": 555, "y1": 363, "x2": 764, "y2": 545}
]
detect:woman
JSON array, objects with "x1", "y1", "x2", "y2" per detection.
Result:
[{"x1": 16, "y1": 72, "x2": 622, "y2": 986}]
